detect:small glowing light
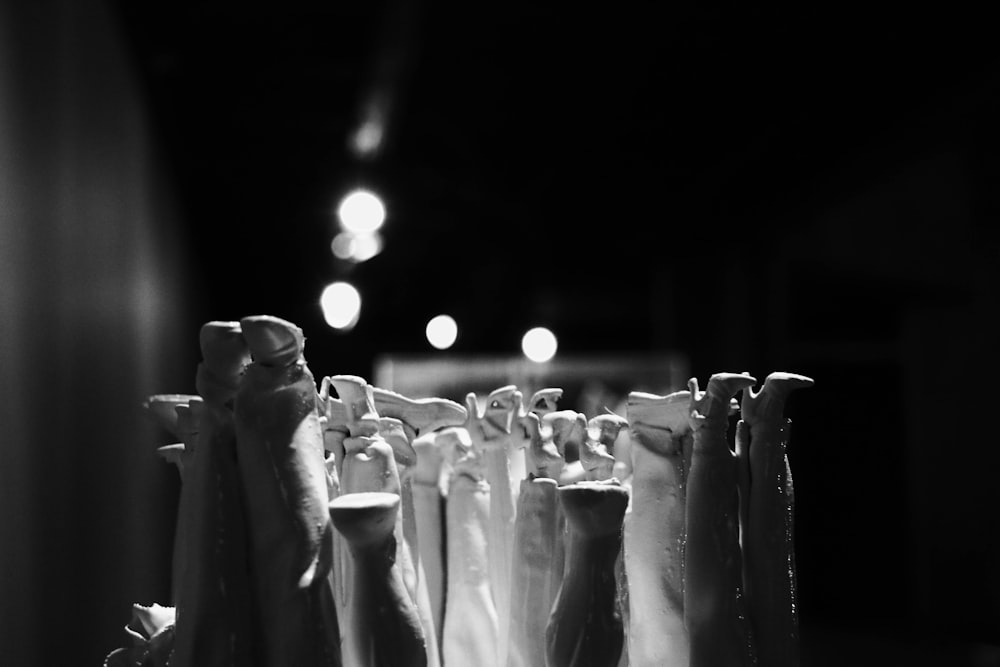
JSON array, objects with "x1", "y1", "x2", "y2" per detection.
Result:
[
  {"x1": 351, "y1": 120, "x2": 384, "y2": 156},
  {"x1": 337, "y1": 189, "x2": 386, "y2": 234},
  {"x1": 426, "y1": 315, "x2": 458, "y2": 350},
  {"x1": 331, "y1": 231, "x2": 384, "y2": 263},
  {"x1": 350, "y1": 231, "x2": 383, "y2": 262},
  {"x1": 331, "y1": 233, "x2": 356, "y2": 260},
  {"x1": 521, "y1": 327, "x2": 557, "y2": 363},
  {"x1": 320, "y1": 282, "x2": 362, "y2": 330}
]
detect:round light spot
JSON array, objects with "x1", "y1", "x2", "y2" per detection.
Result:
[
  {"x1": 331, "y1": 231, "x2": 383, "y2": 263},
  {"x1": 351, "y1": 120, "x2": 384, "y2": 156},
  {"x1": 350, "y1": 231, "x2": 383, "y2": 262},
  {"x1": 337, "y1": 189, "x2": 386, "y2": 234},
  {"x1": 521, "y1": 327, "x2": 557, "y2": 363},
  {"x1": 320, "y1": 282, "x2": 361, "y2": 330},
  {"x1": 330, "y1": 232, "x2": 356, "y2": 260},
  {"x1": 426, "y1": 315, "x2": 458, "y2": 350}
]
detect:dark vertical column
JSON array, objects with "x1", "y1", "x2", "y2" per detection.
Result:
[{"x1": 0, "y1": 0, "x2": 192, "y2": 663}]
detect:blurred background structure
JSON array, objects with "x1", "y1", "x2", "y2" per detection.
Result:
[{"x1": 2, "y1": 1, "x2": 1000, "y2": 664}]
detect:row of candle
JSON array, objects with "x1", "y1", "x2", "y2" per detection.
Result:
[{"x1": 105, "y1": 314, "x2": 811, "y2": 667}]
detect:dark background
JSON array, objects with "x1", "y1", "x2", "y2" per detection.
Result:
[{"x1": 2, "y1": 1, "x2": 1000, "y2": 664}]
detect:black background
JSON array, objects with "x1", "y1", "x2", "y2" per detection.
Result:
[{"x1": 112, "y1": 3, "x2": 999, "y2": 371}]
